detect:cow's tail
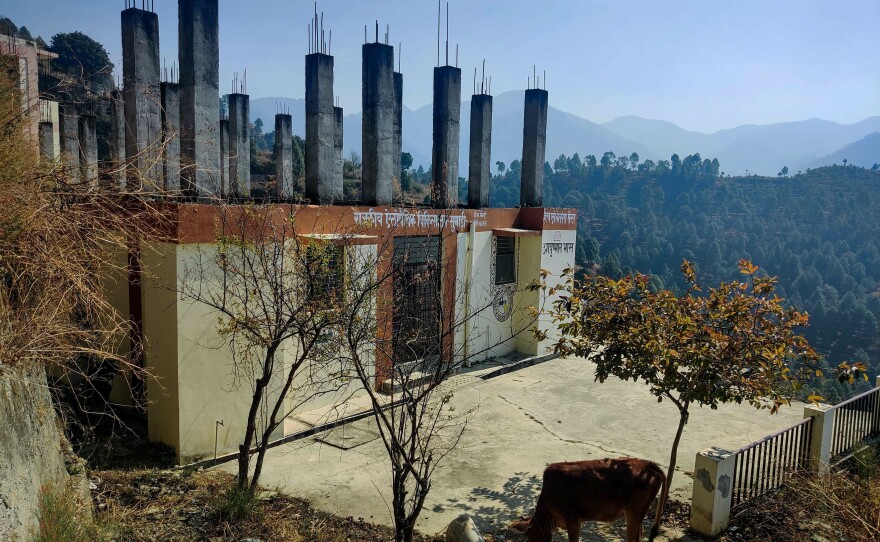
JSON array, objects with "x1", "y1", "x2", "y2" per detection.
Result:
[{"x1": 649, "y1": 466, "x2": 667, "y2": 542}]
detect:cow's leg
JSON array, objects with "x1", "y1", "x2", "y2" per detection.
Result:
[
  {"x1": 566, "y1": 520, "x2": 581, "y2": 542},
  {"x1": 625, "y1": 511, "x2": 643, "y2": 542}
]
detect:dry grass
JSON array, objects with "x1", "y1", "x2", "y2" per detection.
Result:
[
  {"x1": 719, "y1": 443, "x2": 880, "y2": 542},
  {"x1": 92, "y1": 468, "x2": 442, "y2": 542}
]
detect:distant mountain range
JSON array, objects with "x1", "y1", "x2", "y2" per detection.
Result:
[{"x1": 250, "y1": 94, "x2": 880, "y2": 176}]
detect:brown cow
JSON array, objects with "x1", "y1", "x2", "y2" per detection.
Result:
[{"x1": 509, "y1": 458, "x2": 666, "y2": 542}]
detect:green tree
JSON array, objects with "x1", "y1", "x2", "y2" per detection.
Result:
[
  {"x1": 49, "y1": 31, "x2": 114, "y2": 93},
  {"x1": 292, "y1": 135, "x2": 305, "y2": 179},
  {"x1": 0, "y1": 17, "x2": 17, "y2": 37},
  {"x1": 629, "y1": 152, "x2": 640, "y2": 170},
  {"x1": 253, "y1": 118, "x2": 264, "y2": 136},
  {"x1": 539, "y1": 260, "x2": 837, "y2": 535},
  {"x1": 496, "y1": 161, "x2": 505, "y2": 175}
]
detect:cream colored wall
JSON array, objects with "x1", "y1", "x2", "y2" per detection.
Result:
[
  {"x1": 140, "y1": 242, "x2": 180, "y2": 452},
  {"x1": 283, "y1": 243, "x2": 377, "y2": 428},
  {"x1": 535, "y1": 229, "x2": 577, "y2": 355},
  {"x1": 514, "y1": 236, "x2": 542, "y2": 355},
  {"x1": 455, "y1": 231, "x2": 519, "y2": 364},
  {"x1": 100, "y1": 239, "x2": 133, "y2": 406},
  {"x1": 172, "y1": 243, "x2": 287, "y2": 463}
]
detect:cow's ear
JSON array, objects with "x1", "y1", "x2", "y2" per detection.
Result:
[{"x1": 510, "y1": 518, "x2": 529, "y2": 532}]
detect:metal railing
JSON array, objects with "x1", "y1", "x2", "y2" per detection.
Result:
[
  {"x1": 731, "y1": 417, "x2": 813, "y2": 508},
  {"x1": 830, "y1": 386, "x2": 880, "y2": 462}
]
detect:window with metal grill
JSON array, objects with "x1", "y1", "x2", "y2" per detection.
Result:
[
  {"x1": 495, "y1": 237, "x2": 516, "y2": 285},
  {"x1": 306, "y1": 243, "x2": 343, "y2": 303}
]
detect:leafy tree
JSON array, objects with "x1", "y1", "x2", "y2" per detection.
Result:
[
  {"x1": 601, "y1": 151, "x2": 616, "y2": 168},
  {"x1": 540, "y1": 260, "x2": 841, "y2": 535},
  {"x1": 292, "y1": 135, "x2": 305, "y2": 179},
  {"x1": 17, "y1": 26, "x2": 33, "y2": 40},
  {"x1": 0, "y1": 17, "x2": 17, "y2": 37},
  {"x1": 253, "y1": 117, "x2": 263, "y2": 136},
  {"x1": 779, "y1": 166, "x2": 789, "y2": 177},
  {"x1": 629, "y1": 152, "x2": 640, "y2": 170},
  {"x1": 496, "y1": 161, "x2": 505, "y2": 175},
  {"x1": 179, "y1": 206, "x2": 348, "y2": 493},
  {"x1": 49, "y1": 31, "x2": 114, "y2": 93},
  {"x1": 219, "y1": 95, "x2": 228, "y2": 118}
]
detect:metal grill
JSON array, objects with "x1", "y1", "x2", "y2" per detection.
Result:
[
  {"x1": 830, "y1": 386, "x2": 880, "y2": 462},
  {"x1": 393, "y1": 236, "x2": 441, "y2": 364},
  {"x1": 731, "y1": 417, "x2": 812, "y2": 508}
]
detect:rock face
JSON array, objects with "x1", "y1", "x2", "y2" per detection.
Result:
[
  {"x1": 445, "y1": 514, "x2": 485, "y2": 542},
  {"x1": 0, "y1": 364, "x2": 69, "y2": 540}
]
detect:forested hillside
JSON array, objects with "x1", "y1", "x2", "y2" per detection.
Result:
[{"x1": 488, "y1": 154, "x2": 880, "y2": 400}]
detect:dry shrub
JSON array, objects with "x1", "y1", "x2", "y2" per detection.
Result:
[
  {"x1": 0, "y1": 55, "x2": 168, "y2": 388},
  {"x1": 726, "y1": 443, "x2": 880, "y2": 542},
  {"x1": 35, "y1": 483, "x2": 103, "y2": 542}
]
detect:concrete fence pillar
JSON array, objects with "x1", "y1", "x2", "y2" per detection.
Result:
[
  {"x1": 690, "y1": 447, "x2": 736, "y2": 536},
  {"x1": 803, "y1": 403, "x2": 835, "y2": 476}
]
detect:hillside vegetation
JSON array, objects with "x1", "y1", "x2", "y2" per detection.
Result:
[{"x1": 485, "y1": 155, "x2": 879, "y2": 400}]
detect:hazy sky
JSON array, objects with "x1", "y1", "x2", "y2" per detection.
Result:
[{"x1": 2, "y1": 0, "x2": 878, "y2": 132}]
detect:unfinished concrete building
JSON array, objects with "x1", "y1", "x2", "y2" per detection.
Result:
[
  {"x1": 227, "y1": 91, "x2": 250, "y2": 197},
  {"x1": 85, "y1": 3, "x2": 577, "y2": 464},
  {"x1": 274, "y1": 113, "x2": 293, "y2": 198},
  {"x1": 77, "y1": 114, "x2": 98, "y2": 184},
  {"x1": 334, "y1": 106, "x2": 344, "y2": 194},
  {"x1": 161, "y1": 82, "x2": 181, "y2": 192},
  {"x1": 432, "y1": 64, "x2": 461, "y2": 208},
  {"x1": 219, "y1": 118, "x2": 229, "y2": 196},
  {"x1": 361, "y1": 39, "x2": 395, "y2": 206},
  {"x1": 520, "y1": 88, "x2": 548, "y2": 207},
  {"x1": 58, "y1": 103, "x2": 80, "y2": 178},
  {"x1": 305, "y1": 49, "x2": 339, "y2": 202},
  {"x1": 109, "y1": 90, "x2": 127, "y2": 189},
  {"x1": 122, "y1": 5, "x2": 162, "y2": 191},
  {"x1": 468, "y1": 90, "x2": 492, "y2": 209},
  {"x1": 393, "y1": 71, "x2": 403, "y2": 189},
  {"x1": 179, "y1": 0, "x2": 220, "y2": 196}
]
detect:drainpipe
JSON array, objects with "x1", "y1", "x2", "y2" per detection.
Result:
[{"x1": 462, "y1": 219, "x2": 476, "y2": 362}]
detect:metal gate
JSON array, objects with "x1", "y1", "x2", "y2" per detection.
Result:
[{"x1": 393, "y1": 236, "x2": 441, "y2": 364}]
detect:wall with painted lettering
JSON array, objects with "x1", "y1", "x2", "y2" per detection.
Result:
[
  {"x1": 454, "y1": 231, "x2": 519, "y2": 365},
  {"x1": 535, "y1": 228, "x2": 577, "y2": 352}
]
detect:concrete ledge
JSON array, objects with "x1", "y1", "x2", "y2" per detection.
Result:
[{"x1": 478, "y1": 353, "x2": 561, "y2": 380}]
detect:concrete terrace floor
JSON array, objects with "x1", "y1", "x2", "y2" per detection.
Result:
[{"x1": 220, "y1": 356, "x2": 805, "y2": 540}]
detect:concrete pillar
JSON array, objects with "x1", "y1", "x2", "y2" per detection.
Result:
[
  {"x1": 122, "y1": 7, "x2": 161, "y2": 191},
  {"x1": 78, "y1": 114, "x2": 98, "y2": 184},
  {"x1": 219, "y1": 119, "x2": 229, "y2": 197},
  {"x1": 305, "y1": 53, "x2": 338, "y2": 203},
  {"x1": 393, "y1": 71, "x2": 403, "y2": 189},
  {"x1": 804, "y1": 403, "x2": 836, "y2": 475},
  {"x1": 273, "y1": 113, "x2": 293, "y2": 199},
  {"x1": 39, "y1": 122, "x2": 55, "y2": 162},
  {"x1": 179, "y1": 0, "x2": 221, "y2": 197},
  {"x1": 160, "y1": 82, "x2": 181, "y2": 192},
  {"x1": 468, "y1": 93, "x2": 492, "y2": 208},
  {"x1": 520, "y1": 88, "x2": 548, "y2": 207},
  {"x1": 431, "y1": 65, "x2": 462, "y2": 208},
  {"x1": 109, "y1": 90, "x2": 126, "y2": 190},
  {"x1": 334, "y1": 106, "x2": 344, "y2": 197},
  {"x1": 361, "y1": 42, "x2": 394, "y2": 206},
  {"x1": 227, "y1": 93, "x2": 250, "y2": 198},
  {"x1": 690, "y1": 447, "x2": 736, "y2": 537},
  {"x1": 58, "y1": 104, "x2": 80, "y2": 179}
]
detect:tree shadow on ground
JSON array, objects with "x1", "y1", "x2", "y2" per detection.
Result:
[
  {"x1": 431, "y1": 471, "x2": 543, "y2": 533},
  {"x1": 432, "y1": 472, "x2": 697, "y2": 541}
]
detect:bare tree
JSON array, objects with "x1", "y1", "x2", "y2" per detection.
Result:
[
  {"x1": 336, "y1": 217, "x2": 545, "y2": 542},
  {"x1": 178, "y1": 204, "x2": 358, "y2": 492}
]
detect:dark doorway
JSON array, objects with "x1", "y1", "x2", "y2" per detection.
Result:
[{"x1": 392, "y1": 236, "x2": 442, "y2": 365}]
